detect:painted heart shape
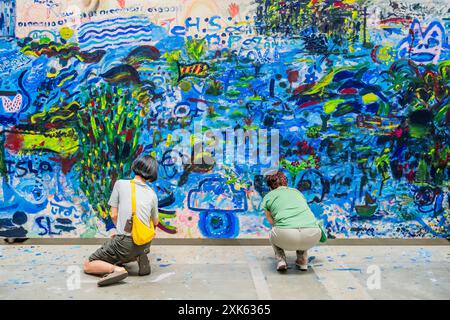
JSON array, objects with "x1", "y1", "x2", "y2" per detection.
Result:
[{"x1": 1, "y1": 94, "x2": 22, "y2": 113}]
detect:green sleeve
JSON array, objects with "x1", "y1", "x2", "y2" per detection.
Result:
[{"x1": 261, "y1": 193, "x2": 271, "y2": 212}]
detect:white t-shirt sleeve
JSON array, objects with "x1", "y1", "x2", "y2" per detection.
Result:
[
  {"x1": 108, "y1": 181, "x2": 120, "y2": 207},
  {"x1": 151, "y1": 190, "x2": 159, "y2": 220}
]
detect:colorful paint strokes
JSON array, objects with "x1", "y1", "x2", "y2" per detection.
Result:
[{"x1": 0, "y1": 0, "x2": 448, "y2": 239}]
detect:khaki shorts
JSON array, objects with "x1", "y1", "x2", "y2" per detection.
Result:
[
  {"x1": 89, "y1": 235, "x2": 150, "y2": 265},
  {"x1": 270, "y1": 227, "x2": 321, "y2": 251}
]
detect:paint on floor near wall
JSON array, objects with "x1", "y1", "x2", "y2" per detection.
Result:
[{"x1": 0, "y1": 0, "x2": 449, "y2": 239}]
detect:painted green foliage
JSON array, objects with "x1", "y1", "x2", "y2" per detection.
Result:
[{"x1": 76, "y1": 84, "x2": 142, "y2": 219}]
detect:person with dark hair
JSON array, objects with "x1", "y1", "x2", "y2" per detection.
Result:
[
  {"x1": 261, "y1": 171, "x2": 322, "y2": 272},
  {"x1": 83, "y1": 155, "x2": 159, "y2": 286}
]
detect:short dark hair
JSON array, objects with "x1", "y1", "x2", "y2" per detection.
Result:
[
  {"x1": 132, "y1": 155, "x2": 158, "y2": 182},
  {"x1": 266, "y1": 171, "x2": 288, "y2": 190}
]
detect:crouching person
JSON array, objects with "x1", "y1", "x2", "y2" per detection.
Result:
[
  {"x1": 83, "y1": 155, "x2": 159, "y2": 286},
  {"x1": 262, "y1": 171, "x2": 325, "y2": 272}
]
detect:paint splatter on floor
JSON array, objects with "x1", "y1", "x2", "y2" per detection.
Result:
[
  {"x1": 150, "y1": 272, "x2": 176, "y2": 283},
  {"x1": 333, "y1": 268, "x2": 362, "y2": 273},
  {"x1": 159, "y1": 264, "x2": 171, "y2": 267}
]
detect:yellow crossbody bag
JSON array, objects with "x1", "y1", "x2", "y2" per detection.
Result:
[{"x1": 130, "y1": 180, "x2": 155, "y2": 245}]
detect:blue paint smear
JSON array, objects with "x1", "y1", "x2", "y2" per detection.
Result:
[
  {"x1": 334, "y1": 268, "x2": 362, "y2": 273},
  {"x1": 159, "y1": 264, "x2": 171, "y2": 267}
]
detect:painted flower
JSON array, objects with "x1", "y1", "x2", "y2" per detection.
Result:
[
  {"x1": 305, "y1": 72, "x2": 317, "y2": 84},
  {"x1": 179, "y1": 211, "x2": 199, "y2": 229}
]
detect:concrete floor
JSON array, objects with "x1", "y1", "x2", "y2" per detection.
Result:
[{"x1": 0, "y1": 244, "x2": 449, "y2": 300}]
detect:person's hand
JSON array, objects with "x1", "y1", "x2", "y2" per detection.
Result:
[{"x1": 110, "y1": 231, "x2": 117, "y2": 239}]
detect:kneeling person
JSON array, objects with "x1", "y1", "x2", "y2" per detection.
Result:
[{"x1": 83, "y1": 155, "x2": 159, "y2": 286}]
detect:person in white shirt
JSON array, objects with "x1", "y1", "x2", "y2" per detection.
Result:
[{"x1": 83, "y1": 155, "x2": 159, "y2": 286}]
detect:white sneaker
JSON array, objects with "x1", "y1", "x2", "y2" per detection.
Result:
[
  {"x1": 277, "y1": 260, "x2": 287, "y2": 271},
  {"x1": 296, "y1": 263, "x2": 308, "y2": 271}
]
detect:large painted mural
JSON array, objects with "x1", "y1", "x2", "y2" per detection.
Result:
[{"x1": 0, "y1": 0, "x2": 449, "y2": 239}]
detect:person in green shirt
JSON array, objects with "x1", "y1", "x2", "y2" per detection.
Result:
[{"x1": 261, "y1": 171, "x2": 321, "y2": 272}]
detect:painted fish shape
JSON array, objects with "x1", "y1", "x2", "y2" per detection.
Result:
[
  {"x1": 125, "y1": 45, "x2": 160, "y2": 68},
  {"x1": 101, "y1": 64, "x2": 140, "y2": 84},
  {"x1": 177, "y1": 62, "x2": 209, "y2": 81}
]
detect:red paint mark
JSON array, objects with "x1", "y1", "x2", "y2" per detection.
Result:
[
  {"x1": 393, "y1": 128, "x2": 403, "y2": 138},
  {"x1": 188, "y1": 98, "x2": 208, "y2": 104},
  {"x1": 287, "y1": 70, "x2": 299, "y2": 84},
  {"x1": 370, "y1": 45, "x2": 381, "y2": 64},
  {"x1": 340, "y1": 88, "x2": 358, "y2": 94},
  {"x1": 379, "y1": 18, "x2": 412, "y2": 25},
  {"x1": 296, "y1": 140, "x2": 316, "y2": 157},
  {"x1": 135, "y1": 145, "x2": 144, "y2": 157},
  {"x1": 117, "y1": 0, "x2": 126, "y2": 8},
  {"x1": 5, "y1": 132, "x2": 24, "y2": 154},
  {"x1": 125, "y1": 129, "x2": 133, "y2": 142},
  {"x1": 406, "y1": 170, "x2": 416, "y2": 183},
  {"x1": 157, "y1": 223, "x2": 177, "y2": 234},
  {"x1": 333, "y1": 1, "x2": 353, "y2": 9},
  {"x1": 293, "y1": 83, "x2": 315, "y2": 95},
  {"x1": 298, "y1": 100, "x2": 320, "y2": 109},
  {"x1": 243, "y1": 117, "x2": 253, "y2": 126},
  {"x1": 44, "y1": 122, "x2": 58, "y2": 129},
  {"x1": 49, "y1": 156, "x2": 79, "y2": 174}
]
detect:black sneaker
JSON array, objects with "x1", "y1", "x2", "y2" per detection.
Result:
[{"x1": 137, "y1": 253, "x2": 151, "y2": 276}]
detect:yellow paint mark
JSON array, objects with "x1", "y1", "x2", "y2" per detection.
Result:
[
  {"x1": 190, "y1": 134, "x2": 202, "y2": 146},
  {"x1": 166, "y1": 134, "x2": 173, "y2": 147},
  {"x1": 30, "y1": 101, "x2": 80, "y2": 124},
  {"x1": 60, "y1": 26, "x2": 74, "y2": 40},
  {"x1": 294, "y1": 58, "x2": 315, "y2": 63},
  {"x1": 362, "y1": 93, "x2": 379, "y2": 104},
  {"x1": 46, "y1": 70, "x2": 60, "y2": 78},
  {"x1": 378, "y1": 45, "x2": 394, "y2": 63},
  {"x1": 381, "y1": 125, "x2": 398, "y2": 130},
  {"x1": 235, "y1": 21, "x2": 253, "y2": 26},
  {"x1": 20, "y1": 128, "x2": 79, "y2": 158},
  {"x1": 57, "y1": 74, "x2": 75, "y2": 87},
  {"x1": 323, "y1": 99, "x2": 345, "y2": 114}
]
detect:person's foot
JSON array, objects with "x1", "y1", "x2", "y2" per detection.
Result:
[
  {"x1": 296, "y1": 250, "x2": 308, "y2": 271},
  {"x1": 276, "y1": 260, "x2": 288, "y2": 272},
  {"x1": 137, "y1": 253, "x2": 151, "y2": 276},
  {"x1": 295, "y1": 261, "x2": 308, "y2": 271},
  {"x1": 97, "y1": 267, "x2": 128, "y2": 286}
]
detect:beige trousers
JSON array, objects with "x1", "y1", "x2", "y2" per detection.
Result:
[{"x1": 269, "y1": 227, "x2": 321, "y2": 264}]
